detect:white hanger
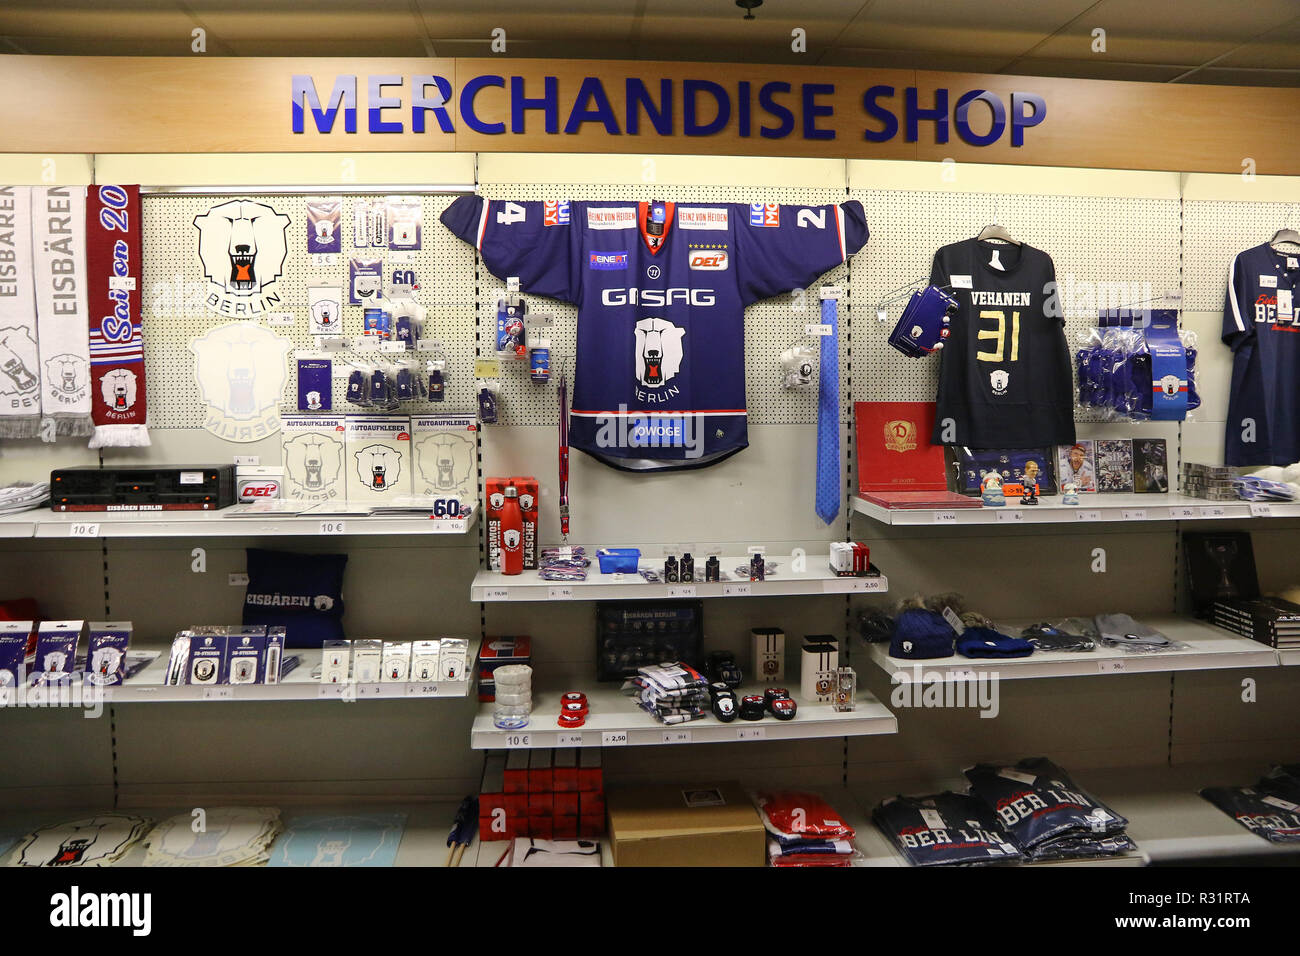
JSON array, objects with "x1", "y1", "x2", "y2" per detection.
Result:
[
  {"x1": 976, "y1": 200, "x2": 1020, "y2": 246},
  {"x1": 1270, "y1": 204, "x2": 1300, "y2": 249}
]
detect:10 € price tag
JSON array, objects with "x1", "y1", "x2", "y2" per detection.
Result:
[
  {"x1": 504, "y1": 733, "x2": 532, "y2": 748},
  {"x1": 69, "y1": 523, "x2": 101, "y2": 537},
  {"x1": 319, "y1": 520, "x2": 347, "y2": 535}
]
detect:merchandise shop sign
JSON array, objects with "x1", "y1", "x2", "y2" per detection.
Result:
[{"x1": 291, "y1": 71, "x2": 1046, "y2": 148}]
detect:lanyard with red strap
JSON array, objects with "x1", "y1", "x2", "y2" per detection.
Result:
[{"x1": 558, "y1": 368, "x2": 570, "y2": 541}]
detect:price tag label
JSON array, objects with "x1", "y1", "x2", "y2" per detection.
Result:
[
  {"x1": 806, "y1": 323, "x2": 833, "y2": 336},
  {"x1": 556, "y1": 733, "x2": 584, "y2": 746},
  {"x1": 736, "y1": 726, "x2": 767, "y2": 741},
  {"x1": 1171, "y1": 506, "x2": 1196, "y2": 519},
  {"x1": 474, "y1": 357, "x2": 502, "y2": 378},
  {"x1": 483, "y1": 587, "x2": 510, "y2": 601},
  {"x1": 723, "y1": 582, "x2": 752, "y2": 597},
  {"x1": 317, "y1": 683, "x2": 346, "y2": 699},
  {"x1": 267, "y1": 312, "x2": 295, "y2": 326},
  {"x1": 996, "y1": 510, "x2": 1024, "y2": 523},
  {"x1": 318, "y1": 520, "x2": 347, "y2": 535},
  {"x1": 950, "y1": 669, "x2": 978, "y2": 681},
  {"x1": 1098, "y1": 660, "x2": 1127, "y2": 674},
  {"x1": 108, "y1": 275, "x2": 137, "y2": 291},
  {"x1": 354, "y1": 682, "x2": 382, "y2": 697},
  {"x1": 825, "y1": 577, "x2": 872, "y2": 592},
  {"x1": 311, "y1": 253, "x2": 338, "y2": 268},
  {"x1": 380, "y1": 341, "x2": 408, "y2": 353},
  {"x1": 746, "y1": 545, "x2": 767, "y2": 555},
  {"x1": 661, "y1": 730, "x2": 692, "y2": 744},
  {"x1": 504, "y1": 733, "x2": 532, "y2": 748},
  {"x1": 933, "y1": 511, "x2": 958, "y2": 524},
  {"x1": 1200, "y1": 506, "x2": 1227, "y2": 518},
  {"x1": 69, "y1": 523, "x2": 100, "y2": 537},
  {"x1": 667, "y1": 585, "x2": 697, "y2": 598},
  {"x1": 547, "y1": 586, "x2": 574, "y2": 600},
  {"x1": 1122, "y1": 509, "x2": 1147, "y2": 521},
  {"x1": 1251, "y1": 503, "x2": 1273, "y2": 517},
  {"x1": 1075, "y1": 510, "x2": 1101, "y2": 522},
  {"x1": 201, "y1": 686, "x2": 234, "y2": 700},
  {"x1": 405, "y1": 683, "x2": 440, "y2": 697},
  {"x1": 601, "y1": 730, "x2": 629, "y2": 747},
  {"x1": 228, "y1": 572, "x2": 249, "y2": 587}
]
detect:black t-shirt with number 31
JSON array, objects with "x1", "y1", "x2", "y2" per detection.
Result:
[{"x1": 929, "y1": 237, "x2": 1076, "y2": 448}]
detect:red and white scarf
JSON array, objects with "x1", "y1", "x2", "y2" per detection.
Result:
[{"x1": 85, "y1": 185, "x2": 149, "y2": 447}]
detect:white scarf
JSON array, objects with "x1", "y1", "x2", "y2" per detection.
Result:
[
  {"x1": 0, "y1": 186, "x2": 41, "y2": 437},
  {"x1": 31, "y1": 186, "x2": 93, "y2": 436}
]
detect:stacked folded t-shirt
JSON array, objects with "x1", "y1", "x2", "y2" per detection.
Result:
[
  {"x1": 875, "y1": 757, "x2": 1137, "y2": 865},
  {"x1": 754, "y1": 790, "x2": 858, "y2": 867},
  {"x1": 621, "y1": 662, "x2": 710, "y2": 725},
  {"x1": 1201, "y1": 763, "x2": 1300, "y2": 844}
]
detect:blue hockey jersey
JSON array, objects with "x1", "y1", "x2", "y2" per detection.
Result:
[
  {"x1": 1222, "y1": 242, "x2": 1300, "y2": 466},
  {"x1": 441, "y1": 196, "x2": 868, "y2": 470}
]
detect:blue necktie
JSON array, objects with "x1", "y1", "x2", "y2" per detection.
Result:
[{"x1": 815, "y1": 294, "x2": 840, "y2": 525}]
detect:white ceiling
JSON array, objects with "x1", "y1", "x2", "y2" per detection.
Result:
[{"x1": 1, "y1": 0, "x2": 1298, "y2": 86}]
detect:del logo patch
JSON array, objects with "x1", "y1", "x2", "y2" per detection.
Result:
[{"x1": 688, "y1": 250, "x2": 729, "y2": 271}]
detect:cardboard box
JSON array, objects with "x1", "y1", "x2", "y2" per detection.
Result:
[
  {"x1": 579, "y1": 748, "x2": 603, "y2": 793},
  {"x1": 751, "y1": 627, "x2": 785, "y2": 682},
  {"x1": 552, "y1": 816, "x2": 578, "y2": 840},
  {"x1": 553, "y1": 791, "x2": 580, "y2": 817},
  {"x1": 280, "y1": 415, "x2": 347, "y2": 502},
  {"x1": 552, "y1": 747, "x2": 578, "y2": 792},
  {"x1": 410, "y1": 414, "x2": 478, "y2": 505},
  {"x1": 528, "y1": 791, "x2": 554, "y2": 815},
  {"x1": 606, "y1": 781, "x2": 765, "y2": 868},
  {"x1": 504, "y1": 750, "x2": 529, "y2": 794},
  {"x1": 528, "y1": 748, "x2": 553, "y2": 793},
  {"x1": 476, "y1": 635, "x2": 532, "y2": 702}
]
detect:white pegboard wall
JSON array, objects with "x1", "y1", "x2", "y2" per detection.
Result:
[
  {"x1": 140, "y1": 192, "x2": 478, "y2": 428},
  {"x1": 848, "y1": 189, "x2": 1181, "y2": 423},
  {"x1": 1184, "y1": 199, "x2": 1300, "y2": 312},
  {"x1": 474, "y1": 183, "x2": 848, "y2": 426}
]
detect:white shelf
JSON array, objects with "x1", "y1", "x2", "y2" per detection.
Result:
[
  {"x1": 1279, "y1": 649, "x2": 1300, "y2": 667},
  {"x1": 4, "y1": 638, "x2": 480, "y2": 704},
  {"x1": 852, "y1": 492, "x2": 1297, "y2": 527},
  {"x1": 471, "y1": 554, "x2": 887, "y2": 602},
  {"x1": 469, "y1": 681, "x2": 897, "y2": 749},
  {"x1": 0, "y1": 505, "x2": 478, "y2": 539},
  {"x1": 864, "y1": 617, "x2": 1278, "y2": 682}
]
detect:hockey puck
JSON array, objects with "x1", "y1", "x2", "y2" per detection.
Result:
[{"x1": 740, "y1": 695, "x2": 766, "y2": 721}]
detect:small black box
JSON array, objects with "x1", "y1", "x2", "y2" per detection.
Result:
[{"x1": 50, "y1": 465, "x2": 236, "y2": 512}]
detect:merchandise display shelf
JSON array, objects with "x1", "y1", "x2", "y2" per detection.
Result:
[
  {"x1": 0, "y1": 800, "x2": 475, "y2": 867},
  {"x1": 471, "y1": 554, "x2": 888, "y2": 602},
  {"x1": 1279, "y1": 649, "x2": 1300, "y2": 667},
  {"x1": 469, "y1": 682, "x2": 897, "y2": 749},
  {"x1": 852, "y1": 492, "x2": 1297, "y2": 527},
  {"x1": 864, "y1": 617, "x2": 1278, "y2": 682},
  {"x1": 0, "y1": 637, "x2": 480, "y2": 704},
  {"x1": 19, "y1": 505, "x2": 477, "y2": 539}
]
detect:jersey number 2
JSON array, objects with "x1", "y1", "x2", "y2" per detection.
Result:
[{"x1": 976, "y1": 309, "x2": 1021, "y2": 362}]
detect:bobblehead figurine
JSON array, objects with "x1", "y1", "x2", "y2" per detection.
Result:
[{"x1": 1020, "y1": 459, "x2": 1041, "y2": 506}]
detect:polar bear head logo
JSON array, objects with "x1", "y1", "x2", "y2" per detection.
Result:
[
  {"x1": 417, "y1": 433, "x2": 473, "y2": 494},
  {"x1": 45, "y1": 354, "x2": 86, "y2": 394},
  {"x1": 101, "y1": 369, "x2": 138, "y2": 412},
  {"x1": 193, "y1": 199, "x2": 291, "y2": 295},
  {"x1": 355, "y1": 445, "x2": 401, "y2": 491},
  {"x1": 189, "y1": 323, "x2": 291, "y2": 419},
  {"x1": 634, "y1": 317, "x2": 686, "y2": 388},
  {"x1": 284, "y1": 434, "x2": 342, "y2": 493},
  {"x1": 310, "y1": 298, "x2": 338, "y2": 327},
  {"x1": 989, "y1": 369, "x2": 1010, "y2": 396}
]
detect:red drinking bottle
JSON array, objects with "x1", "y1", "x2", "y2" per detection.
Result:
[{"x1": 500, "y1": 485, "x2": 524, "y2": 575}]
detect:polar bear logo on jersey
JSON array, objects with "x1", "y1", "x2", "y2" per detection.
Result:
[
  {"x1": 190, "y1": 323, "x2": 291, "y2": 421},
  {"x1": 416, "y1": 433, "x2": 474, "y2": 497},
  {"x1": 284, "y1": 434, "x2": 343, "y2": 496},
  {"x1": 989, "y1": 369, "x2": 1010, "y2": 397},
  {"x1": 193, "y1": 199, "x2": 290, "y2": 295},
  {"x1": 355, "y1": 445, "x2": 401, "y2": 491},
  {"x1": 634, "y1": 318, "x2": 686, "y2": 388},
  {"x1": 100, "y1": 368, "x2": 139, "y2": 412}
]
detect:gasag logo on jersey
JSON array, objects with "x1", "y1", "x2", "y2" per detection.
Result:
[
  {"x1": 589, "y1": 250, "x2": 629, "y2": 270},
  {"x1": 688, "y1": 248, "x2": 729, "y2": 271},
  {"x1": 586, "y1": 207, "x2": 636, "y2": 230},
  {"x1": 749, "y1": 203, "x2": 779, "y2": 227},
  {"x1": 544, "y1": 200, "x2": 570, "y2": 226},
  {"x1": 678, "y1": 207, "x2": 729, "y2": 230},
  {"x1": 989, "y1": 369, "x2": 1010, "y2": 396},
  {"x1": 602, "y1": 287, "x2": 715, "y2": 307},
  {"x1": 193, "y1": 199, "x2": 291, "y2": 317}
]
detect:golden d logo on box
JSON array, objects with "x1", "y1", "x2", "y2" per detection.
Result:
[{"x1": 193, "y1": 199, "x2": 290, "y2": 317}]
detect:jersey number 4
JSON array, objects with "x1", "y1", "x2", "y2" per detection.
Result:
[{"x1": 976, "y1": 309, "x2": 1022, "y2": 362}]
